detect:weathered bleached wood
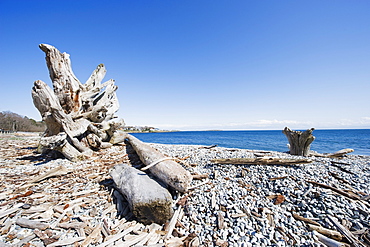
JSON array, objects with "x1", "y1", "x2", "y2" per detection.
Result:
[
  {"x1": 58, "y1": 222, "x2": 86, "y2": 229},
  {"x1": 32, "y1": 44, "x2": 124, "y2": 160},
  {"x1": 80, "y1": 224, "x2": 102, "y2": 247},
  {"x1": 96, "y1": 226, "x2": 134, "y2": 247},
  {"x1": 0, "y1": 203, "x2": 23, "y2": 219},
  {"x1": 217, "y1": 211, "x2": 225, "y2": 230},
  {"x1": 38, "y1": 133, "x2": 88, "y2": 160},
  {"x1": 14, "y1": 233, "x2": 37, "y2": 247},
  {"x1": 307, "y1": 224, "x2": 342, "y2": 241},
  {"x1": 109, "y1": 130, "x2": 128, "y2": 144},
  {"x1": 16, "y1": 217, "x2": 50, "y2": 230},
  {"x1": 313, "y1": 231, "x2": 348, "y2": 247},
  {"x1": 47, "y1": 237, "x2": 85, "y2": 247},
  {"x1": 326, "y1": 149, "x2": 354, "y2": 158},
  {"x1": 126, "y1": 134, "x2": 192, "y2": 193},
  {"x1": 283, "y1": 127, "x2": 315, "y2": 156},
  {"x1": 32, "y1": 80, "x2": 90, "y2": 138},
  {"x1": 164, "y1": 206, "x2": 182, "y2": 239},
  {"x1": 292, "y1": 213, "x2": 321, "y2": 226},
  {"x1": 211, "y1": 157, "x2": 312, "y2": 165},
  {"x1": 328, "y1": 216, "x2": 367, "y2": 247},
  {"x1": 39, "y1": 44, "x2": 82, "y2": 114},
  {"x1": 22, "y1": 204, "x2": 52, "y2": 214},
  {"x1": 29, "y1": 165, "x2": 69, "y2": 183},
  {"x1": 192, "y1": 174, "x2": 209, "y2": 180},
  {"x1": 121, "y1": 232, "x2": 149, "y2": 247},
  {"x1": 306, "y1": 180, "x2": 361, "y2": 200},
  {"x1": 110, "y1": 163, "x2": 173, "y2": 224}
]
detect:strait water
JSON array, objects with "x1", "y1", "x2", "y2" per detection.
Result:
[{"x1": 131, "y1": 129, "x2": 370, "y2": 156}]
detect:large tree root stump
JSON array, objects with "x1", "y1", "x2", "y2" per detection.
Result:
[
  {"x1": 126, "y1": 134, "x2": 192, "y2": 193},
  {"x1": 282, "y1": 127, "x2": 315, "y2": 156},
  {"x1": 110, "y1": 163, "x2": 173, "y2": 224},
  {"x1": 32, "y1": 44, "x2": 125, "y2": 160}
]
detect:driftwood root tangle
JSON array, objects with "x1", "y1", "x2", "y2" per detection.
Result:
[
  {"x1": 283, "y1": 127, "x2": 315, "y2": 156},
  {"x1": 110, "y1": 163, "x2": 173, "y2": 224},
  {"x1": 32, "y1": 44, "x2": 125, "y2": 160}
]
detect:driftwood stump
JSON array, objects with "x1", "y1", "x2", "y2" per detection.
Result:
[
  {"x1": 282, "y1": 127, "x2": 315, "y2": 156},
  {"x1": 32, "y1": 44, "x2": 125, "y2": 160}
]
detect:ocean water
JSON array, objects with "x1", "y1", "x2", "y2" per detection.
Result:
[{"x1": 131, "y1": 129, "x2": 370, "y2": 156}]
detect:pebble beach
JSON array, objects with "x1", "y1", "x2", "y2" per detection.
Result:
[{"x1": 0, "y1": 132, "x2": 369, "y2": 246}]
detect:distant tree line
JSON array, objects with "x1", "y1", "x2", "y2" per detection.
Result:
[
  {"x1": 123, "y1": 126, "x2": 158, "y2": 132},
  {"x1": 0, "y1": 111, "x2": 46, "y2": 132}
]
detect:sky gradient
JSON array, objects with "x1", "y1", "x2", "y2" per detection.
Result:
[{"x1": 1, "y1": 0, "x2": 369, "y2": 130}]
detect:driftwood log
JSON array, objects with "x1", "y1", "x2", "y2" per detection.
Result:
[
  {"x1": 283, "y1": 127, "x2": 315, "y2": 156},
  {"x1": 110, "y1": 163, "x2": 173, "y2": 224},
  {"x1": 311, "y1": 148, "x2": 355, "y2": 158},
  {"x1": 325, "y1": 148, "x2": 354, "y2": 158},
  {"x1": 126, "y1": 134, "x2": 192, "y2": 193},
  {"x1": 32, "y1": 44, "x2": 125, "y2": 160}
]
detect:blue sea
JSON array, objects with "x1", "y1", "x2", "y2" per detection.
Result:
[{"x1": 131, "y1": 129, "x2": 370, "y2": 156}]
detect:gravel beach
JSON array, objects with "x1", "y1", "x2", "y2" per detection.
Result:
[{"x1": 0, "y1": 132, "x2": 369, "y2": 246}]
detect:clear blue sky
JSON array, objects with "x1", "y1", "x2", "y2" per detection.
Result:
[{"x1": 1, "y1": 0, "x2": 369, "y2": 130}]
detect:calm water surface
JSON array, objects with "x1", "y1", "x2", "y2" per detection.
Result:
[{"x1": 131, "y1": 129, "x2": 370, "y2": 156}]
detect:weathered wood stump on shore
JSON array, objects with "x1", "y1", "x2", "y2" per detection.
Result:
[
  {"x1": 110, "y1": 163, "x2": 173, "y2": 224},
  {"x1": 32, "y1": 44, "x2": 125, "y2": 160},
  {"x1": 282, "y1": 127, "x2": 315, "y2": 156}
]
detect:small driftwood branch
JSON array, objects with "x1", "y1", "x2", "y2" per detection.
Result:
[
  {"x1": 47, "y1": 237, "x2": 85, "y2": 247},
  {"x1": 16, "y1": 218, "x2": 50, "y2": 230},
  {"x1": 126, "y1": 134, "x2": 192, "y2": 193},
  {"x1": 211, "y1": 157, "x2": 312, "y2": 165},
  {"x1": 217, "y1": 211, "x2": 225, "y2": 230},
  {"x1": 325, "y1": 149, "x2": 354, "y2": 158},
  {"x1": 328, "y1": 216, "x2": 367, "y2": 247},
  {"x1": 292, "y1": 213, "x2": 322, "y2": 227},
  {"x1": 57, "y1": 222, "x2": 86, "y2": 229},
  {"x1": 307, "y1": 224, "x2": 342, "y2": 241},
  {"x1": 0, "y1": 203, "x2": 23, "y2": 219},
  {"x1": 306, "y1": 180, "x2": 361, "y2": 200},
  {"x1": 14, "y1": 234, "x2": 37, "y2": 247},
  {"x1": 164, "y1": 206, "x2": 182, "y2": 239},
  {"x1": 29, "y1": 165, "x2": 69, "y2": 183},
  {"x1": 95, "y1": 226, "x2": 134, "y2": 247},
  {"x1": 80, "y1": 224, "x2": 102, "y2": 247},
  {"x1": 192, "y1": 174, "x2": 209, "y2": 180},
  {"x1": 110, "y1": 163, "x2": 173, "y2": 224},
  {"x1": 283, "y1": 127, "x2": 315, "y2": 156},
  {"x1": 313, "y1": 231, "x2": 349, "y2": 247}
]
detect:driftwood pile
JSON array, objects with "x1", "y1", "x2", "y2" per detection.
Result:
[
  {"x1": 0, "y1": 134, "x2": 199, "y2": 246},
  {"x1": 14, "y1": 44, "x2": 362, "y2": 246},
  {"x1": 30, "y1": 44, "x2": 194, "y2": 226},
  {"x1": 110, "y1": 135, "x2": 192, "y2": 224},
  {"x1": 1, "y1": 133, "x2": 369, "y2": 246}
]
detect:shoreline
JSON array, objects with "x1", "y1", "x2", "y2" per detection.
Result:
[{"x1": 0, "y1": 133, "x2": 369, "y2": 246}]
